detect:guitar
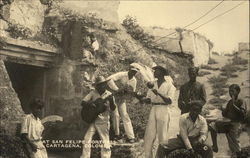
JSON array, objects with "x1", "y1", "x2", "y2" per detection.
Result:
[
  {"x1": 81, "y1": 89, "x2": 139, "y2": 124},
  {"x1": 81, "y1": 97, "x2": 109, "y2": 124}
]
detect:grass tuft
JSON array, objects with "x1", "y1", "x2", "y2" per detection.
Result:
[
  {"x1": 198, "y1": 70, "x2": 211, "y2": 77},
  {"x1": 209, "y1": 98, "x2": 227, "y2": 105},
  {"x1": 200, "y1": 65, "x2": 220, "y2": 71},
  {"x1": 232, "y1": 56, "x2": 248, "y2": 65},
  {"x1": 208, "y1": 58, "x2": 217, "y2": 65}
]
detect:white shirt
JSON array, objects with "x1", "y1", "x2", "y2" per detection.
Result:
[
  {"x1": 91, "y1": 40, "x2": 99, "y2": 51},
  {"x1": 107, "y1": 71, "x2": 137, "y2": 92},
  {"x1": 21, "y1": 114, "x2": 44, "y2": 141},
  {"x1": 146, "y1": 79, "x2": 176, "y2": 104},
  {"x1": 179, "y1": 113, "x2": 208, "y2": 149}
]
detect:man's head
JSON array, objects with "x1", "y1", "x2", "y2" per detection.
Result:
[
  {"x1": 94, "y1": 76, "x2": 108, "y2": 93},
  {"x1": 229, "y1": 84, "x2": 240, "y2": 98},
  {"x1": 89, "y1": 33, "x2": 96, "y2": 42},
  {"x1": 152, "y1": 65, "x2": 169, "y2": 79},
  {"x1": 188, "y1": 67, "x2": 199, "y2": 82},
  {"x1": 189, "y1": 100, "x2": 203, "y2": 119},
  {"x1": 30, "y1": 99, "x2": 44, "y2": 118},
  {"x1": 128, "y1": 66, "x2": 138, "y2": 79}
]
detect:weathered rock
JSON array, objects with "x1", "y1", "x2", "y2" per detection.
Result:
[
  {"x1": 143, "y1": 27, "x2": 212, "y2": 66},
  {"x1": 60, "y1": 1, "x2": 120, "y2": 26},
  {"x1": 9, "y1": 0, "x2": 46, "y2": 36},
  {"x1": 0, "y1": 4, "x2": 10, "y2": 20},
  {"x1": 0, "y1": 59, "x2": 24, "y2": 135},
  {"x1": 0, "y1": 19, "x2": 9, "y2": 37},
  {"x1": 0, "y1": 19, "x2": 8, "y2": 30}
]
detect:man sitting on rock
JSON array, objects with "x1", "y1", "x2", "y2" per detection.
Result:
[
  {"x1": 209, "y1": 84, "x2": 247, "y2": 157},
  {"x1": 156, "y1": 100, "x2": 213, "y2": 158}
]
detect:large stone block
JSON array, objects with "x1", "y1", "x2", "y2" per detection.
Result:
[
  {"x1": 61, "y1": 1, "x2": 120, "y2": 25},
  {"x1": 9, "y1": 0, "x2": 46, "y2": 36},
  {"x1": 144, "y1": 27, "x2": 211, "y2": 66},
  {"x1": 0, "y1": 19, "x2": 9, "y2": 37},
  {"x1": 0, "y1": 4, "x2": 10, "y2": 20}
]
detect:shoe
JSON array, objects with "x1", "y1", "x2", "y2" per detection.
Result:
[
  {"x1": 113, "y1": 135, "x2": 123, "y2": 143},
  {"x1": 127, "y1": 139, "x2": 136, "y2": 143},
  {"x1": 212, "y1": 145, "x2": 218, "y2": 153}
]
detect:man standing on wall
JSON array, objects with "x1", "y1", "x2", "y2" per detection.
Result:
[
  {"x1": 178, "y1": 67, "x2": 206, "y2": 114},
  {"x1": 82, "y1": 32, "x2": 99, "y2": 65},
  {"x1": 106, "y1": 63, "x2": 139, "y2": 143}
]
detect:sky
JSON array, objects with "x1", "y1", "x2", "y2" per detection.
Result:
[{"x1": 118, "y1": 1, "x2": 249, "y2": 53}]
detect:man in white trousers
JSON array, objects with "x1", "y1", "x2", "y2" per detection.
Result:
[
  {"x1": 141, "y1": 65, "x2": 176, "y2": 158},
  {"x1": 107, "y1": 64, "x2": 139, "y2": 143}
]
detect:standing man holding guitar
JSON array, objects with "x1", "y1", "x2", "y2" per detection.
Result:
[
  {"x1": 141, "y1": 65, "x2": 176, "y2": 158},
  {"x1": 80, "y1": 76, "x2": 116, "y2": 158}
]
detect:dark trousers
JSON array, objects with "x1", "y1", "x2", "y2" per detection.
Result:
[{"x1": 156, "y1": 136, "x2": 213, "y2": 158}]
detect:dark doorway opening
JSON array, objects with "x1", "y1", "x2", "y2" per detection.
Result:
[{"x1": 4, "y1": 61, "x2": 45, "y2": 114}]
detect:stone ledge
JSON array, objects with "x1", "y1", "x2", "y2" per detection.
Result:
[{"x1": 4, "y1": 37, "x2": 58, "y2": 53}]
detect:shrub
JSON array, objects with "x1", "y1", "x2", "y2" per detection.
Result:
[
  {"x1": 221, "y1": 63, "x2": 238, "y2": 72},
  {"x1": 232, "y1": 56, "x2": 248, "y2": 65},
  {"x1": 0, "y1": 0, "x2": 13, "y2": 7},
  {"x1": 238, "y1": 146, "x2": 250, "y2": 158},
  {"x1": 208, "y1": 76, "x2": 228, "y2": 97},
  {"x1": 208, "y1": 58, "x2": 217, "y2": 65},
  {"x1": 208, "y1": 76, "x2": 227, "y2": 85},
  {"x1": 239, "y1": 67, "x2": 248, "y2": 72},
  {"x1": 6, "y1": 23, "x2": 32, "y2": 39},
  {"x1": 212, "y1": 51, "x2": 220, "y2": 56},
  {"x1": 211, "y1": 88, "x2": 228, "y2": 97},
  {"x1": 224, "y1": 53, "x2": 236, "y2": 56},
  {"x1": 220, "y1": 64, "x2": 239, "y2": 78},
  {"x1": 220, "y1": 72, "x2": 238, "y2": 78},
  {"x1": 198, "y1": 70, "x2": 211, "y2": 77},
  {"x1": 200, "y1": 65, "x2": 220, "y2": 71},
  {"x1": 209, "y1": 98, "x2": 227, "y2": 105},
  {"x1": 0, "y1": 134, "x2": 28, "y2": 158},
  {"x1": 122, "y1": 16, "x2": 156, "y2": 48}
]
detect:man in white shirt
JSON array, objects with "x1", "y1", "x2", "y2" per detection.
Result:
[
  {"x1": 106, "y1": 64, "x2": 138, "y2": 143},
  {"x1": 156, "y1": 100, "x2": 213, "y2": 158},
  {"x1": 80, "y1": 76, "x2": 116, "y2": 158},
  {"x1": 82, "y1": 33, "x2": 99, "y2": 64},
  {"x1": 21, "y1": 99, "x2": 48, "y2": 158},
  {"x1": 89, "y1": 33, "x2": 99, "y2": 55},
  {"x1": 142, "y1": 65, "x2": 176, "y2": 158}
]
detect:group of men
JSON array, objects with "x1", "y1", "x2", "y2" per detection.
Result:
[
  {"x1": 79, "y1": 63, "x2": 248, "y2": 158},
  {"x1": 19, "y1": 61, "x2": 248, "y2": 158}
]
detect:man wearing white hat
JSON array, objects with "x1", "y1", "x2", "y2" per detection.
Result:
[
  {"x1": 106, "y1": 64, "x2": 139, "y2": 143},
  {"x1": 80, "y1": 76, "x2": 116, "y2": 158}
]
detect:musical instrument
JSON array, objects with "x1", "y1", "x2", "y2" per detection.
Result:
[
  {"x1": 81, "y1": 97, "x2": 109, "y2": 124},
  {"x1": 81, "y1": 88, "x2": 138, "y2": 124}
]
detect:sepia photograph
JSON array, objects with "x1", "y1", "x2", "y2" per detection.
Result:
[{"x1": 0, "y1": 0, "x2": 249, "y2": 158}]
